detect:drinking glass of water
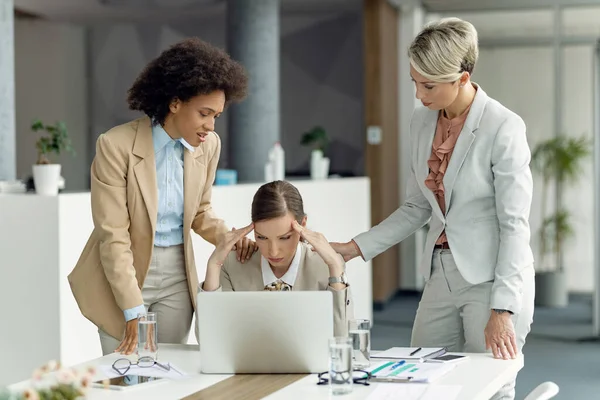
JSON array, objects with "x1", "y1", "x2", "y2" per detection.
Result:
[
  {"x1": 138, "y1": 312, "x2": 158, "y2": 360},
  {"x1": 328, "y1": 337, "x2": 353, "y2": 395},
  {"x1": 349, "y1": 319, "x2": 371, "y2": 369}
]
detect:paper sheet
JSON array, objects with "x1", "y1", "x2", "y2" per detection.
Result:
[
  {"x1": 99, "y1": 363, "x2": 188, "y2": 380},
  {"x1": 367, "y1": 360, "x2": 455, "y2": 382},
  {"x1": 366, "y1": 384, "x2": 462, "y2": 400},
  {"x1": 371, "y1": 347, "x2": 446, "y2": 360}
]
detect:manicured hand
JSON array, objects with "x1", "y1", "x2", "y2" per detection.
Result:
[
  {"x1": 329, "y1": 240, "x2": 362, "y2": 262},
  {"x1": 209, "y1": 224, "x2": 254, "y2": 267},
  {"x1": 484, "y1": 312, "x2": 518, "y2": 360},
  {"x1": 292, "y1": 221, "x2": 343, "y2": 270},
  {"x1": 115, "y1": 319, "x2": 138, "y2": 355},
  {"x1": 233, "y1": 228, "x2": 258, "y2": 263}
]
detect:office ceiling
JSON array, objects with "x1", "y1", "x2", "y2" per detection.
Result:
[
  {"x1": 420, "y1": 0, "x2": 600, "y2": 12},
  {"x1": 13, "y1": 0, "x2": 360, "y2": 22},
  {"x1": 15, "y1": 0, "x2": 600, "y2": 21}
]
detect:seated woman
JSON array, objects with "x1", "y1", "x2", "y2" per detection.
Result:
[{"x1": 200, "y1": 180, "x2": 353, "y2": 336}]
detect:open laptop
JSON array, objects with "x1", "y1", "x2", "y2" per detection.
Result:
[{"x1": 197, "y1": 291, "x2": 334, "y2": 374}]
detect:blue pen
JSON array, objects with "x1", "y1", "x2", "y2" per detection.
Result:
[{"x1": 390, "y1": 360, "x2": 406, "y2": 370}]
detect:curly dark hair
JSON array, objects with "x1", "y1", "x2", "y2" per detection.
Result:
[{"x1": 127, "y1": 37, "x2": 248, "y2": 126}]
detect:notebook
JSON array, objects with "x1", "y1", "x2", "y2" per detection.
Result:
[{"x1": 371, "y1": 347, "x2": 447, "y2": 362}]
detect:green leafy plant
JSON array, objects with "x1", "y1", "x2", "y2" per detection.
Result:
[
  {"x1": 31, "y1": 119, "x2": 75, "y2": 165},
  {"x1": 300, "y1": 126, "x2": 329, "y2": 153},
  {"x1": 531, "y1": 135, "x2": 591, "y2": 271}
]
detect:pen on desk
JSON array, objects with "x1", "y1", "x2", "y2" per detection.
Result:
[
  {"x1": 370, "y1": 360, "x2": 406, "y2": 379},
  {"x1": 409, "y1": 347, "x2": 422, "y2": 356},
  {"x1": 390, "y1": 360, "x2": 406, "y2": 370},
  {"x1": 377, "y1": 377, "x2": 413, "y2": 383}
]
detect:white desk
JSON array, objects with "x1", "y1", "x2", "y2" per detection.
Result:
[
  {"x1": 9, "y1": 345, "x2": 523, "y2": 400},
  {"x1": 265, "y1": 353, "x2": 524, "y2": 400}
]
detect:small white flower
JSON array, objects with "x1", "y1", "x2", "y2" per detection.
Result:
[
  {"x1": 80, "y1": 374, "x2": 92, "y2": 389},
  {"x1": 31, "y1": 368, "x2": 43, "y2": 381},
  {"x1": 22, "y1": 388, "x2": 40, "y2": 400},
  {"x1": 45, "y1": 360, "x2": 59, "y2": 371},
  {"x1": 56, "y1": 369, "x2": 76, "y2": 385}
]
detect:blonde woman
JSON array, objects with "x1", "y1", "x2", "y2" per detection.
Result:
[{"x1": 332, "y1": 18, "x2": 534, "y2": 400}]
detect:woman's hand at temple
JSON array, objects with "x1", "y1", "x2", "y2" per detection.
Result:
[
  {"x1": 292, "y1": 221, "x2": 347, "y2": 290},
  {"x1": 204, "y1": 224, "x2": 254, "y2": 291},
  {"x1": 292, "y1": 221, "x2": 344, "y2": 272}
]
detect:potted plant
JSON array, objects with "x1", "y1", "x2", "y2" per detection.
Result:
[
  {"x1": 301, "y1": 126, "x2": 330, "y2": 180},
  {"x1": 531, "y1": 135, "x2": 591, "y2": 307},
  {"x1": 0, "y1": 359, "x2": 101, "y2": 400},
  {"x1": 31, "y1": 119, "x2": 74, "y2": 196}
]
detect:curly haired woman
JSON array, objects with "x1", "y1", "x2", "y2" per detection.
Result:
[{"x1": 68, "y1": 38, "x2": 255, "y2": 355}]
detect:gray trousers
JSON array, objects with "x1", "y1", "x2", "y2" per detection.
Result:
[
  {"x1": 411, "y1": 249, "x2": 535, "y2": 400},
  {"x1": 99, "y1": 244, "x2": 194, "y2": 355}
]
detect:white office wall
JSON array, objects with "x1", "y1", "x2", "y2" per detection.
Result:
[
  {"x1": 563, "y1": 6, "x2": 600, "y2": 36},
  {"x1": 14, "y1": 19, "x2": 89, "y2": 190},
  {"x1": 560, "y1": 46, "x2": 594, "y2": 293},
  {"x1": 474, "y1": 49, "x2": 594, "y2": 294},
  {"x1": 473, "y1": 46, "x2": 555, "y2": 271},
  {"x1": 429, "y1": 10, "x2": 554, "y2": 38}
]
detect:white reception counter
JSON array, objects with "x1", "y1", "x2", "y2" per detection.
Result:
[{"x1": 0, "y1": 177, "x2": 372, "y2": 385}]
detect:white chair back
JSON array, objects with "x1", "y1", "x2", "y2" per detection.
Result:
[{"x1": 523, "y1": 382, "x2": 560, "y2": 400}]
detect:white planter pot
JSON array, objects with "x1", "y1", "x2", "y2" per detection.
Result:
[
  {"x1": 310, "y1": 149, "x2": 330, "y2": 180},
  {"x1": 32, "y1": 164, "x2": 62, "y2": 196},
  {"x1": 535, "y1": 270, "x2": 568, "y2": 308}
]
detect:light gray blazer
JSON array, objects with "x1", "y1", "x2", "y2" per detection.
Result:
[{"x1": 354, "y1": 84, "x2": 534, "y2": 313}]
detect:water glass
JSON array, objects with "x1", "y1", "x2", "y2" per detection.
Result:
[
  {"x1": 137, "y1": 312, "x2": 158, "y2": 360},
  {"x1": 328, "y1": 337, "x2": 353, "y2": 395},
  {"x1": 348, "y1": 319, "x2": 371, "y2": 369}
]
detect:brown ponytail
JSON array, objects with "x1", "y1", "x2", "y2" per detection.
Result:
[{"x1": 251, "y1": 181, "x2": 306, "y2": 223}]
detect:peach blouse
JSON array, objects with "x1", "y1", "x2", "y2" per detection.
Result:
[{"x1": 424, "y1": 106, "x2": 471, "y2": 245}]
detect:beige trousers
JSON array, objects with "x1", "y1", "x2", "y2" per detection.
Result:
[
  {"x1": 99, "y1": 245, "x2": 194, "y2": 355},
  {"x1": 411, "y1": 249, "x2": 535, "y2": 400}
]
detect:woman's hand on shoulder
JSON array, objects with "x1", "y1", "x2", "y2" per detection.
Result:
[
  {"x1": 329, "y1": 240, "x2": 362, "y2": 262},
  {"x1": 208, "y1": 224, "x2": 254, "y2": 268},
  {"x1": 291, "y1": 221, "x2": 343, "y2": 270}
]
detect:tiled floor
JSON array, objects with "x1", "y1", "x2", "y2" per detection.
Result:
[{"x1": 370, "y1": 293, "x2": 600, "y2": 399}]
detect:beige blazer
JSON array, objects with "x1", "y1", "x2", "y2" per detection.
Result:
[
  {"x1": 68, "y1": 116, "x2": 228, "y2": 340},
  {"x1": 200, "y1": 242, "x2": 354, "y2": 336},
  {"x1": 354, "y1": 84, "x2": 534, "y2": 314}
]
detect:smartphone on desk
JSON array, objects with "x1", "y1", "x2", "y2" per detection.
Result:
[
  {"x1": 91, "y1": 375, "x2": 165, "y2": 391},
  {"x1": 426, "y1": 354, "x2": 469, "y2": 364}
]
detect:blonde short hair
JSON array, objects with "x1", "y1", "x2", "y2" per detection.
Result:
[{"x1": 409, "y1": 17, "x2": 478, "y2": 83}]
